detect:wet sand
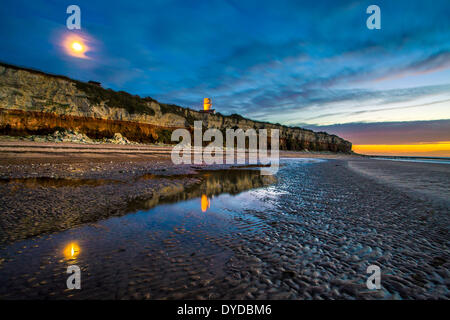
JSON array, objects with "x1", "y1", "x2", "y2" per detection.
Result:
[
  {"x1": 0, "y1": 142, "x2": 274, "y2": 243},
  {"x1": 348, "y1": 158, "x2": 450, "y2": 209},
  {"x1": 0, "y1": 141, "x2": 448, "y2": 299}
]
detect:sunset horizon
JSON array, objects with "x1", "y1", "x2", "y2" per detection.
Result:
[{"x1": 352, "y1": 141, "x2": 450, "y2": 157}]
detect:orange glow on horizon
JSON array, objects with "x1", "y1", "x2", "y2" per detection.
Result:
[
  {"x1": 353, "y1": 141, "x2": 450, "y2": 157},
  {"x1": 201, "y1": 194, "x2": 210, "y2": 212}
]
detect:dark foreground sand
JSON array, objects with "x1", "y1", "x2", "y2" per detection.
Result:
[{"x1": 0, "y1": 141, "x2": 448, "y2": 299}]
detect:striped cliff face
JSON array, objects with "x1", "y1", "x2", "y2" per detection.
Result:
[
  {"x1": 0, "y1": 109, "x2": 177, "y2": 143},
  {"x1": 0, "y1": 63, "x2": 352, "y2": 152}
]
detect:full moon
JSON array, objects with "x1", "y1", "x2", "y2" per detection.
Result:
[
  {"x1": 62, "y1": 34, "x2": 90, "y2": 59},
  {"x1": 71, "y1": 41, "x2": 83, "y2": 52}
]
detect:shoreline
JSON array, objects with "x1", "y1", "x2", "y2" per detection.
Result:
[
  {"x1": 1, "y1": 140, "x2": 448, "y2": 244},
  {"x1": 0, "y1": 140, "x2": 282, "y2": 244}
]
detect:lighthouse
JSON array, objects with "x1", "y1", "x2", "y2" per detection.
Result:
[{"x1": 201, "y1": 98, "x2": 215, "y2": 114}]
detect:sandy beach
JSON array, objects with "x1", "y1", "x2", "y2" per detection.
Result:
[{"x1": 0, "y1": 141, "x2": 448, "y2": 299}]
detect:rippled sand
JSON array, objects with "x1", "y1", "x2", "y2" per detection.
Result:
[
  {"x1": 0, "y1": 143, "x2": 448, "y2": 299},
  {"x1": 348, "y1": 158, "x2": 450, "y2": 208}
]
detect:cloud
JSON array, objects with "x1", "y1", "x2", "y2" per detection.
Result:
[
  {"x1": 373, "y1": 51, "x2": 450, "y2": 82},
  {"x1": 302, "y1": 119, "x2": 450, "y2": 145}
]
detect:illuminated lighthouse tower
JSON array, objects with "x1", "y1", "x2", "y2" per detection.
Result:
[{"x1": 201, "y1": 98, "x2": 215, "y2": 114}]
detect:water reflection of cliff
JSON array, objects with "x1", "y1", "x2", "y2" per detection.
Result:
[{"x1": 127, "y1": 169, "x2": 276, "y2": 212}]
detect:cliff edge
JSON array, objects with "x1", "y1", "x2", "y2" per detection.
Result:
[{"x1": 0, "y1": 62, "x2": 352, "y2": 152}]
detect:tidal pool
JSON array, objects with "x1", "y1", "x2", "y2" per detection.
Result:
[{"x1": 0, "y1": 165, "x2": 283, "y2": 299}]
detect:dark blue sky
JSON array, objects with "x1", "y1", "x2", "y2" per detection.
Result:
[{"x1": 1, "y1": 0, "x2": 449, "y2": 145}]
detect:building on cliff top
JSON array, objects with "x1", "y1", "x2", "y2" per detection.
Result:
[
  {"x1": 88, "y1": 80, "x2": 102, "y2": 87},
  {"x1": 200, "y1": 98, "x2": 215, "y2": 114}
]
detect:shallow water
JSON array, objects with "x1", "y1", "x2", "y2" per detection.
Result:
[
  {"x1": 0, "y1": 158, "x2": 447, "y2": 299},
  {"x1": 0, "y1": 163, "x2": 287, "y2": 299}
]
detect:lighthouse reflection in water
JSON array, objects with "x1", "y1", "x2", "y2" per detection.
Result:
[{"x1": 201, "y1": 194, "x2": 210, "y2": 212}]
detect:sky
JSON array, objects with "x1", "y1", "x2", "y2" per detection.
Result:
[{"x1": 0, "y1": 0, "x2": 449, "y2": 156}]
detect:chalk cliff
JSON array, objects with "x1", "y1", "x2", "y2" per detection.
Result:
[{"x1": 0, "y1": 62, "x2": 352, "y2": 152}]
